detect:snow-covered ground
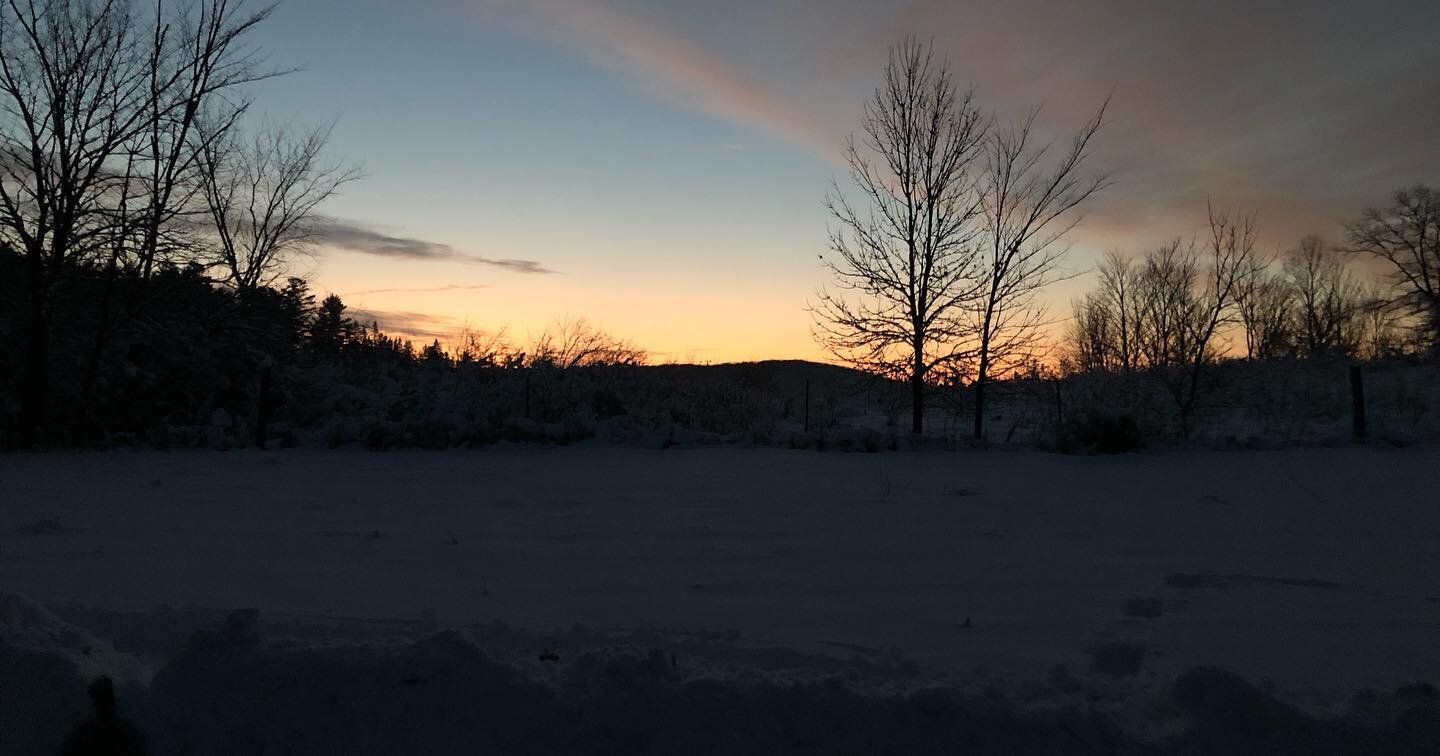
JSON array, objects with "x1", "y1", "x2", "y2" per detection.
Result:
[{"x1": 3, "y1": 445, "x2": 1438, "y2": 752}]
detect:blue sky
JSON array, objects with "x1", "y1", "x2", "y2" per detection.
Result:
[{"x1": 239, "y1": 0, "x2": 1440, "y2": 361}]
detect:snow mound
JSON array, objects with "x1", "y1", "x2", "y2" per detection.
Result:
[
  {"x1": 6, "y1": 605, "x2": 1440, "y2": 754},
  {"x1": 0, "y1": 593, "x2": 147, "y2": 754},
  {"x1": 141, "y1": 611, "x2": 1125, "y2": 755},
  {"x1": 0, "y1": 592, "x2": 145, "y2": 683}
]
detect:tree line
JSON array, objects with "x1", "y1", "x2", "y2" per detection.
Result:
[
  {"x1": 815, "y1": 38, "x2": 1439, "y2": 439},
  {"x1": 0, "y1": 0, "x2": 668, "y2": 449},
  {"x1": 0, "y1": 0, "x2": 360, "y2": 447},
  {"x1": 1062, "y1": 196, "x2": 1438, "y2": 436}
]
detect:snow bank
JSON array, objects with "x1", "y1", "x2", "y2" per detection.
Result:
[
  {"x1": 7, "y1": 605, "x2": 1439, "y2": 754},
  {"x1": 0, "y1": 594, "x2": 147, "y2": 754}
]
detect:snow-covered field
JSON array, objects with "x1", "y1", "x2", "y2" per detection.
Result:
[{"x1": 3, "y1": 445, "x2": 1438, "y2": 752}]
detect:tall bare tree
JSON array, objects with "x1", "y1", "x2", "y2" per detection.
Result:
[
  {"x1": 1145, "y1": 205, "x2": 1257, "y2": 434},
  {"x1": 970, "y1": 99, "x2": 1109, "y2": 440},
  {"x1": 124, "y1": 0, "x2": 277, "y2": 278},
  {"x1": 81, "y1": 0, "x2": 277, "y2": 417},
  {"x1": 811, "y1": 38, "x2": 986, "y2": 434},
  {"x1": 1284, "y1": 235, "x2": 1363, "y2": 358},
  {"x1": 1342, "y1": 184, "x2": 1440, "y2": 352},
  {"x1": 1, "y1": 0, "x2": 154, "y2": 445},
  {"x1": 1095, "y1": 250, "x2": 1143, "y2": 371},
  {"x1": 1134, "y1": 239, "x2": 1204, "y2": 369},
  {"x1": 1065, "y1": 293, "x2": 1114, "y2": 373},
  {"x1": 1234, "y1": 253, "x2": 1294, "y2": 360},
  {"x1": 197, "y1": 120, "x2": 358, "y2": 292},
  {"x1": 1354, "y1": 283, "x2": 1406, "y2": 359},
  {"x1": 0, "y1": 0, "x2": 279, "y2": 445},
  {"x1": 1065, "y1": 252, "x2": 1149, "y2": 374}
]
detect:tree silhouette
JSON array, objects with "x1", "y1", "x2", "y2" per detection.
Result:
[
  {"x1": 197, "y1": 121, "x2": 360, "y2": 292},
  {"x1": 0, "y1": 0, "x2": 277, "y2": 446},
  {"x1": 1284, "y1": 236, "x2": 1363, "y2": 359},
  {"x1": 1342, "y1": 185, "x2": 1440, "y2": 353},
  {"x1": 309, "y1": 293, "x2": 353, "y2": 353},
  {"x1": 811, "y1": 38, "x2": 986, "y2": 434},
  {"x1": 970, "y1": 98, "x2": 1109, "y2": 441},
  {"x1": 1233, "y1": 253, "x2": 1295, "y2": 361}
]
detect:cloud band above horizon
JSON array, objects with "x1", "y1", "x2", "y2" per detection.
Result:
[{"x1": 314, "y1": 219, "x2": 556, "y2": 274}]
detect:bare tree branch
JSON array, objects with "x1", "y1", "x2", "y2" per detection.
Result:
[
  {"x1": 970, "y1": 95, "x2": 1110, "y2": 440},
  {"x1": 196, "y1": 117, "x2": 360, "y2": 291},
  {"x1": 810, "y1": 37, "x2": 986, "y2": 434}
]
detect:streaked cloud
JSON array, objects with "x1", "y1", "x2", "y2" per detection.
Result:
[
  {"x1": 480, "y1": 0, "x2": 1439, "y2": 252},
  {"x1": 314, "y1": 218, "x2": 555, "y2": 274},
  {"x1": 893, "y1": 0, "x2": 1440, "y2": 249},
  {"x1": 343, "y1": 283, "x2": 490, "y2": 297},
  {"x1": 349, "y1": 308, "x2": 462, "y2": 341},
  {"x1": 504, "y1": 0, "x2": 838, "y2": 156}
]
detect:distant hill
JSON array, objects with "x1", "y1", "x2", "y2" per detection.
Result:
[{"x1": 636, "y1": 359, "x2": 888, "y2": 390}]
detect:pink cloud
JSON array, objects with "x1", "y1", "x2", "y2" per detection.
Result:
[{"x1": 500, "y1": 0, "x2": 840, "y2": 157}]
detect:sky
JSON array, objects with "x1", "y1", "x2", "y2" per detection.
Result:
[{"x1": 246, "y1": 0, "x2": 1440, "y2": 363}]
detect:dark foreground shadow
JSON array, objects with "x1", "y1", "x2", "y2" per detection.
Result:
[
  {"x1": 58, "y1": 677, "x2": 144, "y2": 756},
  {"x1": 6, "y1": 609, "x2": 1439, "y2": 755}
]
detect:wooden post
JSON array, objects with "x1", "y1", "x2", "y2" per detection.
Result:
[
  {"x1": 524, "y1": 371, "x2": 531, "y2": 419},
  {"x1": 254, "y1": 364, "x2": 272, "y2": 449},
  {"x1": 804, "y1": 379, "x2": 811, "y2": 433},
  {"x1": 1350, "y1": 365, "x2": 1366, "y2": 440}
]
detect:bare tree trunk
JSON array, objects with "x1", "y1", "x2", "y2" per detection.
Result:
[
  {"x1": 973, "y1": 100, "x2": 1110, "y2": 442},
  {"x1": 810, "y1": 39, "x2": 987, "y2": 428},
  {"x1": 911, "y1": 336, "x2": 925, "y2": 434},
  {"x1": 78, "y1": 250, "x2": 124, "y2": 441},
  {"x1": 972, "y1": 353, "x2": 988, "y2": 441},
  {"x1": 19, "y1": 261, "x2": 46, "y2": 448}
]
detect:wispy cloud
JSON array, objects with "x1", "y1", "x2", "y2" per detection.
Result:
[
  {"x1": 511, "y1": 0, "x2": 837, "y2": 156},
  {"x1": 343, "y1": 283, "x2": 489, "y2": 297},
  {"x1": 471, "y1": 0, "x2": 1440, "y2": 253},
  {"x1": 314, "y1": 219, "x2": 556, "y2": 274},
  {"x1": 349, "y1": 308, "x2": 462, "y2": 341}
]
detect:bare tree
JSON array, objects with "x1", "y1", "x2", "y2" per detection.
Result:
[
  {"x1": 1094, "y1": 250, "x2": 1144, "y2": 371},
  {"x1": 1283, "y1": 235, "x2": 1363, "y2": 358},
  {"x1": 1, "y1": 0, "x2": 154, "y2": 445},
  {"x1": 1066, "y1": 251, "x2": 1150, "y2": 375},
  {"x1": 970, "y1": 99, "x2": 1109, "y2": 440},
  {"x1": 530, "y1": 316, "x2": 645, "y2": 369},
  {"x1": 1134, "y1": 239, "x2": 1205, "y2": 370},
  {"x1": 811, "y1": 38, "x2": 986, "y2": 435},
  {"x1": 1354, "y1": 284, "x2": 1407, "y2": 359},
  {"x1": 197, "y1": 120, "x2": 358, "y2": 292},
  {"x1": 0, "y1": 0, "x2": 282, "y2": 445},
  {"x1": 1233, "y1": 253, "x2": 1294, "y2": 360},
  {"x1": 123, "y1": 0, "x2": 279, "y2": 278},
  {"x1": 1342, "y1": 184, "x2": 1440, "y2": 352},
  {"x1": 454, "y1": 324, "x2": 518, "y2": 368},
  {"x1": 1138, "y1": 205, "x2": 1257, "y2": 434},
  {"x1": 82, "y1": 0, "x2": 278, "y2": 417},
  {"x1": 1065, "y1": 293, "x2": 1114, "y2": 373}
]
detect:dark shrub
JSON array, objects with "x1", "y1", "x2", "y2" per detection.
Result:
[{"x1": 1050, "y1": 412, "x2": 1145, "y2": 454}]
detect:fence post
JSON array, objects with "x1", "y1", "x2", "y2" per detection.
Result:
[
  {"x1": 524, "y1": 371, "x2": 531, "y2": 420},
  {"x1": 1350, "y1": 365, "x2": 1366, "y2": 440},
  {"x1": 804, "y1": 378, "x2": 811, "y2": 433}
]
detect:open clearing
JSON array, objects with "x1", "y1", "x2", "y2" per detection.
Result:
[{"x1": 3, "y1": 445, "x2": 1436, "y2": 703}]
